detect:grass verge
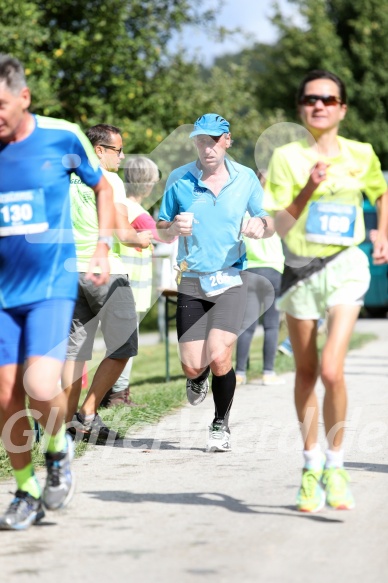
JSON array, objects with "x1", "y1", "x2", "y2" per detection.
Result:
[{"x1": 0, "y1": 329, "x2": 377, "y2": 480}]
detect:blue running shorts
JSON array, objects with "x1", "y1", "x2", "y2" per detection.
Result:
[{"x1": 0, "y1": 299, "x2": 75, "y2": 365}]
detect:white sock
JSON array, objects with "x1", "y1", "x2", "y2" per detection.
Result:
[
  {"x1": 325, "y1": 449, "x2": 344, "y2": 468},
  {"x1": 78, "y1": 413, "x2": 95, "y2": 426},
  {"x1": 303, "y1": 444, "x2": 323, "y2": 470}
]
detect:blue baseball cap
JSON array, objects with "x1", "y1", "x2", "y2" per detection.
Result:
[{"x1": 189, "y1": 113, "x2": 230, "y2": 138}]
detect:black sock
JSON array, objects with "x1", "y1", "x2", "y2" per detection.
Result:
[
  {"x1": 193, "y1": 365, "x2": 210, "y2": 382},
  {"x1": 211, "y1": 368, "x2": 236, "y2": 426}
]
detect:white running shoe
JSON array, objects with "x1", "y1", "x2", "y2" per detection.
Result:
[
  {"x1": 186, "y1": 367, "x2": 210, "y2": 406},
  {"x1": 43, "y1": 433, "x2": 75, "y2": 510},
  {"x1": 206, "y1": 422, "x2": 231, "y2": 452}
]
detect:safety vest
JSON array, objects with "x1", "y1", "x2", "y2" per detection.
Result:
[{"x1": 118, "y1": 199, "x2": 153, "y2": 313}]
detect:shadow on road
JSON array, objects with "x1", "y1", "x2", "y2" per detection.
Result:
[
  {"x1": 85, "y1": 490, "x2": 344, "y2": 522},
  {"x1": 345, "y1": 462, "x2": 388, "y2": 473}
]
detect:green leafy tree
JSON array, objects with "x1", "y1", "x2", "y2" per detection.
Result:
[
  {"x1": 250, "y1": 0, "x2": 388, "y2": 165},
  {"x1": 1, "y1": 0, "x2": 281, "y2": 169},
  {"x1": 0, "y1": 1, "x2": 217, "y2": 136},
  {"x1": 145, "y1": 56, "x2": 286, "y2": 167}
]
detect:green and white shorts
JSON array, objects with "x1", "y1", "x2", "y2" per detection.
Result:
[{"x1": 277, "y1": 246, "x2": 370, "y2": 320}]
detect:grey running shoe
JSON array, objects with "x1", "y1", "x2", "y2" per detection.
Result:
[
  {"x1": 67, "y1": 412, "x2": 122, "y2": 444},
  {"x1": 0, "y1": 490, "x2": 45, "y2": 530},
  {"x1": 186, "y1": 368, "x2": 210, "y2": 406},
  {"x1": 43, "y1": 433, "x2": 75, "y2": 510},
  {"x1": 206, "y1": 422, "x2": 231, "y2": 452}
]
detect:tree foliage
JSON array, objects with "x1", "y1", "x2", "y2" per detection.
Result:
[
  {"x1": 0, "y1": 0, "x2": 276, "y2": 168},
  {"x1": 0, "y1": 1, "x2": 217, "y2": 149},
  {"x1": 3, "y1": 0, "x2": 388, "y2": 169},
  {"x1": 249, "y1": 0, "x2": 388, "y2": 165}
]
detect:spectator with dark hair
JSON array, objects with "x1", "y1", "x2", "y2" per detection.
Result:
[{"x1": 62, "y1": 125, "x2": 152, "y2": 442}]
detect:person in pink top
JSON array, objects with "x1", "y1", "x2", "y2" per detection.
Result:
[{"x1": 101, "y1": 156, "x2": 173, "y2": 407}]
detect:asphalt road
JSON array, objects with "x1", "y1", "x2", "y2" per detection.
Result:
[{"x1": 0, "y1": 319, "x2": 387, "y2": 583}]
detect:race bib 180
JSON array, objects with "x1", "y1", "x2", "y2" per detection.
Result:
[
  {"x1": 0, "y1": 189, "x2": 49, "y2": 236},
  {"x1": 305, "y1": 202, "x2": 356, "y2": 246}
]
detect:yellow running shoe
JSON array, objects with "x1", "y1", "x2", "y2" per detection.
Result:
[
  {"x1": 262, "y1": 373, "x2": 285, "y2": 386},
  {"x1": 322, "y1": 468, "x2": 355, "y2": 510},
  {"x1": 235, "y1": 374, "x2": 246, "y2": 386},
  {"x1": 296, "y1": 468, "x2": 326, "y2": 513}
]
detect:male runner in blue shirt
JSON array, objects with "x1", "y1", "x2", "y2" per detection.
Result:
[
  {"x1": 0, "y1": 54, "x2": 114, "y2": 529},
  {"x1": 157, "y1": 113, "x2": 274, "y2": 452}
]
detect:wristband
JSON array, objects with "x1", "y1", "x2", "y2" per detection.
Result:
[{"x1": 97, "y1": 236, "x2": 113, "y2": 249}]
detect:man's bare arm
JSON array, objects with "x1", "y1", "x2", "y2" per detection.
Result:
[
  {"x1": 156, "y1": 217, "x2": 192, "y2": 241},
  {"x1": 86, "y1": 175, "x2": 114, "y2": 285},
  {"x1": 115, "y1": 202, "x2": 151, "y2": 248}
]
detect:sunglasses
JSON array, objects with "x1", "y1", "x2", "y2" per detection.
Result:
[
  {"x1": 194, "y1": 134, "x2": 224, "y2": 146},
  {"x1": 299, "y1": 94, "x2": 342, "y2": 107},
  {"x1": 100, "y1": 144, "x2": 124, "y2": 155}
]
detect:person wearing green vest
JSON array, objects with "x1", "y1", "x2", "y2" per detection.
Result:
[
  {"x1": 101, "y1": 156, "x2": 166, "y2": 407},
  {"x1": 62, "y1": 125, "x2": 152, "y2": 442},
  {"x1": 235, "y1": 229, "x2": 285, "y2": 386}
]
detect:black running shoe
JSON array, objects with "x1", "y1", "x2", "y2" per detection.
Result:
[
  {"x1": 0, "y1": 490, "x2": 45, "y2": 530},
  {"x1": 67, "y1": 412, "x2": 122, "y2": 444}
]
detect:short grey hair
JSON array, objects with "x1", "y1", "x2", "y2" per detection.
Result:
[
  {"x1": 0, "y1": 54, "x2": 27, "y2": 94},
  {"x1": 124, "y1": 156, "x2": 159, "y2": 197}
]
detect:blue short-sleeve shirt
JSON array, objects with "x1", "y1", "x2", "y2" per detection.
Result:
[
  {"x1": 159, "y1": 158, "x2": 267, "y2": 274},
  {"x1": 0, "y1": 115, "x2": 102, "y2": 308}
]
